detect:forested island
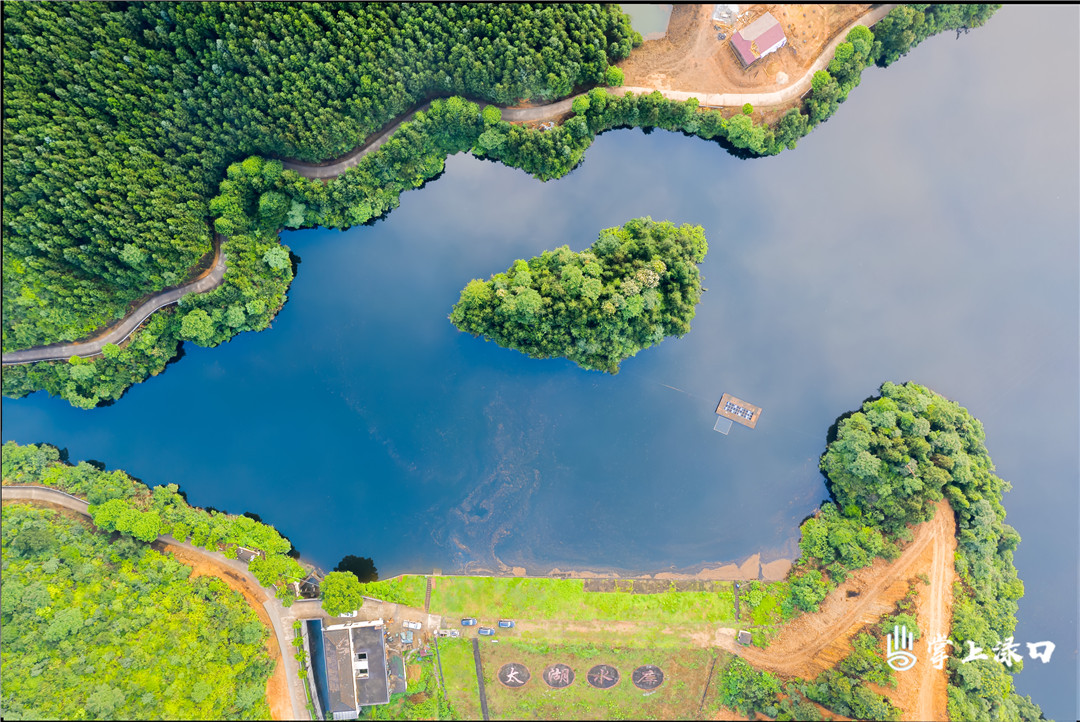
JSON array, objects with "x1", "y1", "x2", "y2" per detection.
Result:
[
  {"x1": 2, "y1": 3, "x2": 999, "y2": 408},
  {"x1": 450, "y1": 218, "x2": 707, "y2": 373}
]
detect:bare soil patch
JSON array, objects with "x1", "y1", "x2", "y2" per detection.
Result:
[
  {"x1": 721, "y1": 501, "x2": 956, "y2": 693},
  {"x1": 619, "y1": 4, "x2": 870, "y2": 101},
  {"x1": 155, "y1": 542, "x2": 292, "y2": 721},
  {"x1": 895, "y1": 502, "x2": 955, "y2": 721}
]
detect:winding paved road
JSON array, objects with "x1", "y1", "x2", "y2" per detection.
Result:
[
  {"x1": 1, "y1": 235, "x2": 228, "y2": 366},
  {"x1": 2, "y1": 4, "x2": 893, "y2": 366}
]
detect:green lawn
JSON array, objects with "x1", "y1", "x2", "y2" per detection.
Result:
[
  {"x1": 428, "y1": 576, "x2": 737, "y2": 625},
  {"x1": 437, "y1": 637, "x2": 483, "y2": 720}
]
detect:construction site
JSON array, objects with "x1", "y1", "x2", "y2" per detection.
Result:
[{"x1": 618, "y1": 4, "x2": 873, "y2": 106}]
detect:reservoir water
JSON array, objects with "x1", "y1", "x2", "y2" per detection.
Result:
[{"x1": 2, "y1": 7, "x2": 1075, "y2": 718}]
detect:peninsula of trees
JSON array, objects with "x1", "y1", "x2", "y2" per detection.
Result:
[{"x1": 450, "y1": 218, "x2": 707, "y2": 373}]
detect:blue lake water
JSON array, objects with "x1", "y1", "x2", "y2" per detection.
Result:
[{"x1": 2, "y1": 7, "x2": 1076, "y2": 718}]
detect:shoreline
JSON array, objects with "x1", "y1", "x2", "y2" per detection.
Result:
[{"x1": 432, "y1": 549, "x2": 797, "y2": 584}]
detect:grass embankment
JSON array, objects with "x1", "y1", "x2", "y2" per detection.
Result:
[
  {"x1": 426, "y1": 576, "x2": 739, "y2": 647},
  {"x1": 357, "y1": 577, "x2": 428, "y2": 608}
]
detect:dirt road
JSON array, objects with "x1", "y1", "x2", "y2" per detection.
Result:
[
  {"x1": 154, "y1": 541, "x2": 294, "y2": 721},
  {"x1": 717, "y1": 500, "x2": 955, "y2": 721},
  {"x1": 618, "y1": 4, "x2": 896, "y2": 109},
  {"x1": 907, "y1": 500, "x2": 956, "y2": 721}
]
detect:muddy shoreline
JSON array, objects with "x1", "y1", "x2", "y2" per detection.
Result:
[{"x1": 456, "y1": 549, "x2": 796, "y2": 583}]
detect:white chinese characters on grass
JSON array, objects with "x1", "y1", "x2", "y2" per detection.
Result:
[{"x1": 886, "y1": 625, "x2": 917, "y2": 671}]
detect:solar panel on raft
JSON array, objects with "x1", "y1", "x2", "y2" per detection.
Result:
[{"x1": 716, "y1": 393, "x2": 762, "y2": 429}]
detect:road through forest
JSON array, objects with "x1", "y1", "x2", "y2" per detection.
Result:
[{"x1": 1, "y1": 4, "x2": 894, "y2": 365}]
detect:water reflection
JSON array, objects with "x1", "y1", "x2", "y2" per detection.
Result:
[{"x1": 1, "y1": 7, "x2": 1076, "y2": 718}]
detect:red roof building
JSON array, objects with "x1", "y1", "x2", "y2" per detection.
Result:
[{"x1": 731, "y1": 12, "x2": 787, "y2": 67}]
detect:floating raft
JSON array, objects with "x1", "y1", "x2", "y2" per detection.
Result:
[
  {"x1": 716, "y1": 393, "x2": 762, "y2": 429},
  {"x1": 713, "y1": 416, "x2": 734, "y2": 435}
]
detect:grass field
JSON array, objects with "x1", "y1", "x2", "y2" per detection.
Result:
[
  {"x1": 429, "y1": 576, "x2": 737, "y2": 624},
  {"x1": 358, "y1": 576, "x2": 428, "y2": 607},
  {"x1": 453, "y1": 639, "x2": 736, "y2": 720},
  {"x1": 437, "y1": 637, "x2": 483, "y2": 720}
]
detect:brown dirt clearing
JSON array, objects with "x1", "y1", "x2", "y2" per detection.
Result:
[
  {"x1": 721, "y1": 500, "x2": 955, "y2": 722},
  {"x1": 619, "y1": 4, "x2": 870, "y2": 102}
]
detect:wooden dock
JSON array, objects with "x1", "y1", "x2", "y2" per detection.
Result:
[{"x1": 716, "y1": 393, "x2": 762, "y2": 429}]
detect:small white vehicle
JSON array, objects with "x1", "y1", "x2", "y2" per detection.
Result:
[{"x1": 402, "y1": 620, "x2": 423, "y2": 630}]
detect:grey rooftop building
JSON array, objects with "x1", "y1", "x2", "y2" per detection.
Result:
[{"x1": 314, "y1": 619, "x2": 390, "y2": 719}]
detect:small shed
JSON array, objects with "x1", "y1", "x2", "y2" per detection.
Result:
[
  {"x1": 731, "y1": 13, "x2": 787, "y2": 67},
  {"x1": 300, "y1": 572, "x2": 323, "y2": 599},
  {"x1": 235, "y1": 546, "x2": 262, "y2": 563},
  {"x1": 737, "y1": 630, "x2": 753, "y2": 646}
]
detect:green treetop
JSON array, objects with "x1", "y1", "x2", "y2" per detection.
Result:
[
  {"x1": 321, "y1": 571, "x2": 366, "y2": 617},
  {"x1": 450, "y1": 217, "x2": 708, "y2": 373}
]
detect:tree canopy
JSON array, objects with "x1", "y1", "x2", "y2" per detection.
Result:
[
  {"x1": 2, "y1": 2, "x2": 638, "y2": 352},
  {"x1": 336, "y1": 554, "x2": 379, "y2": 583},
  {"x1": 451, "y1": 217, "x2": 707, "y2": 373},
  {"x1": 321, "y1": 571, "x2": 366, "y2": 617},
  {"x1": 790, "y1": 381, "x2": 1042, "y2": 721},
  {"x1": 1, "y1": 503, "x2": 273, "y2": 720}
]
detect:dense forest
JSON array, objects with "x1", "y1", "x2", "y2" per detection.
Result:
[
  {"x1": 2, "y1": 1, "x2": 638, "y2": 350},
  {"x1": 2, "y1": 441, "x2": 307, "y2": 605},
  {"x1": 3, "y1": 3, "x2": 999, "y2": 408},
  {"x1": 1, "y1": 503, "x2": 273, "y2": 720},
  {"x1": 450, "y1": 217, "x2": 707, "y2": 373}
]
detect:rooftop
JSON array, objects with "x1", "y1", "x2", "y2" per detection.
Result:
[
  {"x1": 320, "y1": 620, "x2": 390, "y2": 717},
  {"x1": 731, "y1": 12, "x2": 786, "y2": 66}
]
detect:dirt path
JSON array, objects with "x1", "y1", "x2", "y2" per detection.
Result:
[
  {"x1": 154, "y1": 541, "x2": 293, "y2": 721},
  {"x1": 717, "y1": 500, "x2": 955, "y2": 707},
  {"x1": 908, "y1": 500, "x2": 955, "y2": 721}
]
